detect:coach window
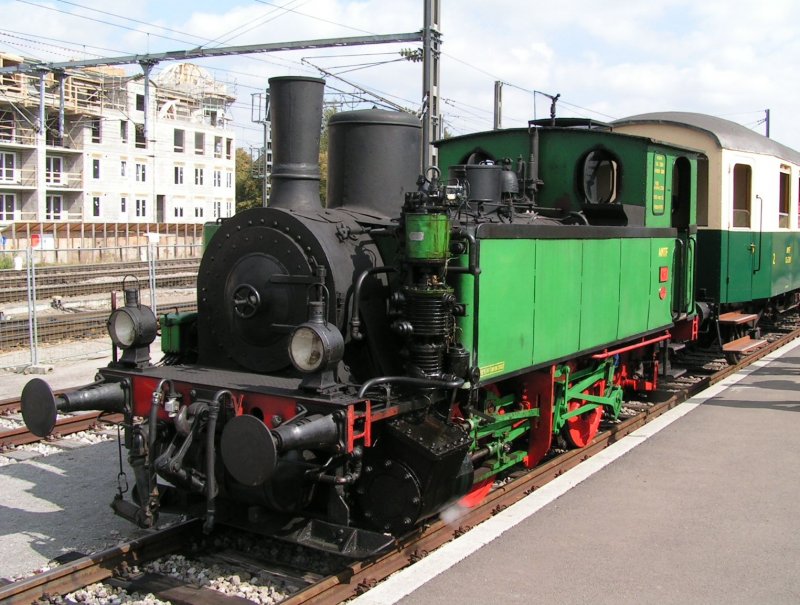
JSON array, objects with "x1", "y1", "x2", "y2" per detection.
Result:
[
  {"x1": 581, "y1": 150, "x2": 618, "y2": 204},
  {"x1": 778, "y1": 167, "x2": 790, "y2": 228},
  {"x1": 732, "y1": 163, "x2": 752, "y2": 228}
]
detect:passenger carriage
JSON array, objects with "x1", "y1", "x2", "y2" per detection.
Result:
[{"x1": 614, "y1": 112, "x2": 800, "y2": 355}]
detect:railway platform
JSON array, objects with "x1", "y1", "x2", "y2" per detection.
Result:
[{"x1": 353, "y1": 339, "x2": 800, "y2": 605}]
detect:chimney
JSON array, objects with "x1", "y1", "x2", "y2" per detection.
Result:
[{"x1": 267, "y1": 76, "x2": 325, "y2": 210}]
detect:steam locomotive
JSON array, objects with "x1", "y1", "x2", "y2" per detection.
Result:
[{"x1": 20, "y1": 76, "x2": 795, "y2": 557}]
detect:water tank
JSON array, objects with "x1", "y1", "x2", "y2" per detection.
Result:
[{"x1": 327, "y1": 109, "x2": 421, "y2": 217}]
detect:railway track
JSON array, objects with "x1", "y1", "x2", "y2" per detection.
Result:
[
  {"x1": 0, "y1": 258, "x2": 200, "y2": 304},
  {"x1": 0, "y1": 301, "x2": 196, "y2": 350},
  {"x1": 0, "y1": 323, "x2": 797, "y2": 604}
]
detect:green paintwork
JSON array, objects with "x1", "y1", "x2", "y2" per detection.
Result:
[
  {"x1": 619, "y1": 238, "x2": 653, "y2": 335},
  {"x1": 552, "y1": 360, "x2": 623, "y2": 434},
  {"x1": 469, "y1": 392, "x2": 540, "y2": 481},
  {"x1": 161, "y1": 312, "x2": 197, "y2": 354},
  {"x1": 404, "y1": 213, "x2": 451, "y2": 262},
  {"x1": 674, "y1": 233, "x2": 697, "y2": 316},
  {"x1": 532, "y1": 239, "x2": 581, "y2": 363},
  {"x1": 474, "y1": 239, "x2": 535, "y2": 377},
  {"x1": 436, "y1": 124, "x2": 697, "y2": 384},
  {"x1": 436, "y1": 127, "x2": 695, "y2": 229},
  {"x1": 202, "y1": 222, "x2": 221, "y2": 251},
  {"x1": 469, "y1": 235, "x2": 675, "y2": 382},
  {"x1": 697, "y1": 229, "x2": 800, "y2": 303}
]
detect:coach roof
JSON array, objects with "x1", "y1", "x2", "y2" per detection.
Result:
[{"x1": 614, "y1": 111, "x2": 800, "y2": 165}]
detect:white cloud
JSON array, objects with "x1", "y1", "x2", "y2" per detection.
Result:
[{"x1": 0, "y1": 0, "x2": 798, "y2": 147}]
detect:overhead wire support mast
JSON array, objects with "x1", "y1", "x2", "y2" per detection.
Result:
[
  {"x1": 0, "y1": 31, "x2": 425, "y2": 155},
  {"x1": 422, "y1": 0, "x2": 441, "y2": 169},
  {"x1": 0, "y1": 33, "x2": 425, "y2": 73}
]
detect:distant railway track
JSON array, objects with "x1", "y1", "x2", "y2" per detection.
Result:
[
  {"x1": 0, "y1": 520, "x2": 202, "y2": 605},
  {"x1": 0, "y1": 391, "x2": 123, "y2": 448},
  {"x1": 0, "y1": 320, "x2": 797, "y2": 604},
  {"x1": 0, "y1": 258, "x2": 200, "y2": 304},
  {"x1": 0, "y1": 301, "x2": 196, "y2": 350}
]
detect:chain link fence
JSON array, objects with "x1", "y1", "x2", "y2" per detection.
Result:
[{"x1": 0, "y1": 244, "x2": 200, "y2": 371}]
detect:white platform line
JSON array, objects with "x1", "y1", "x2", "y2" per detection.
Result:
[{"x1": 350, "y1": 339, "x2": 800, "y2": 605}]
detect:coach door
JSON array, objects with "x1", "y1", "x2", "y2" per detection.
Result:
[
  {"x1": 671, "y1": 156, "x2": 695, "y2": 318},
  {"x1": 726, "y1": 163, "x2": 755, "y2": 302}
]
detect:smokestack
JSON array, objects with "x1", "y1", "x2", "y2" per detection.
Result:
[{"x1": 267, "y1": 76, "x2": 325, "y2": 210}]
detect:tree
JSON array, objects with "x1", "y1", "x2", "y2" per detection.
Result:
[
  {"x1": 235, "y1": 147, "x2": 262, "y2": 212},
  {"x1": 319, "y1": 106, "x2": 338, "y2": 206},
  {"x1": 237, "y1": 107, "x2": 336, "y2": 211}
]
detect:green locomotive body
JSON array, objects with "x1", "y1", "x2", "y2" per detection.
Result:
[{"x1": 437, "y1": 124, "x2": 698, "y2": 385}]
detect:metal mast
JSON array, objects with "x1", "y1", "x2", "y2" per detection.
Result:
[
  {"x1": 493, "y1": 81, "x2": 503, "y2": 130},
  {"x1": 422, "y1": 0, "x2": 441, "y2": 169}
]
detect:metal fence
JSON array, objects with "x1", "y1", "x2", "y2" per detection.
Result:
[{"x1": 0, "y1": 243, "x2": 200, "y2": 371}]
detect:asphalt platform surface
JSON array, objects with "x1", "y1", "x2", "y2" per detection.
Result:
[{"x1": 355, "y1": 340, "x2": 800, "y2": 605}]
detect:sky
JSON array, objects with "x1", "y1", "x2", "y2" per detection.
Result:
[{"x1": 0, "y1": 0, "x2": 797, "y2": 152}]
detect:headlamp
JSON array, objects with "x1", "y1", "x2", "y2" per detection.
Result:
[
  {"x1": 107, "y1": 277, "x2": 157, "y2": 366},
  {"x1": 288, "y1": 320, "x2": 343, "y2": 374},
  {"x1": 108, "y1": 305, "x2": 157, "y2": 349}
]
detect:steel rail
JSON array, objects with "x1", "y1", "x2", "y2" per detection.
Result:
[
  {"x1": 0, "y1": 264, "x2": 199, "y2": 303},
  {"x1": 0, "y1": 520, "x2": 202, "y2": 604},
  {"x1": 0, "y1": 411, "x2": 124, "y2": 448},
  {"x1": 0, "y1": 301, "x2": 196, "y2": 350}
]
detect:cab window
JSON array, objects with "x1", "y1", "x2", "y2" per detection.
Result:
[{"x1": 581, "y1": 150, "x2": 618, "y2": 204}]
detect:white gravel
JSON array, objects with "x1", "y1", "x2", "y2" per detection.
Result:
[
  {"x1": 61, "y1": 430, "x2": 114, "y2": 445},
  {"x1": 142, "y1": 554, "x2": 290, "y2": 604},
  {"x1": 61, "y1": 583, "x2": 171, "y2": 605},
  {"x1": 16, "y1": 442, "x2": 64, "y2": 456}
]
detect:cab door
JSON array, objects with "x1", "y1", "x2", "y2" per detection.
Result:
[{"x1": 671, "y1": 156, "x2": 696, "y2": 317}]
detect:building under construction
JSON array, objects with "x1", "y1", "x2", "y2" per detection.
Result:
[{"x1": 0, "y1": 54, "x2": 236, "y2": 250}]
